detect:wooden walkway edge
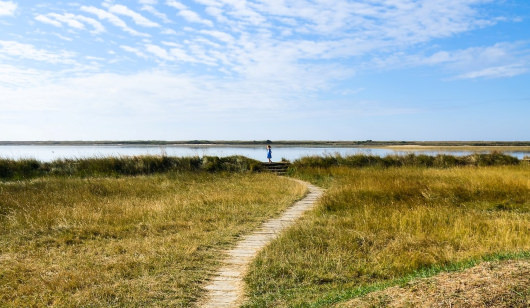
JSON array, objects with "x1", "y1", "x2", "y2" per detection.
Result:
[{"x1": 198, "y1": 179, "x2": 324, "y2": 307}]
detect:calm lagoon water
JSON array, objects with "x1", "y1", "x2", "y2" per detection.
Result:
[{"x1": 0, "y1": 145, "x2": 528, "y2": 162}]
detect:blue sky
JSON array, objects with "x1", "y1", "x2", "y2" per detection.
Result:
[{"x1": 1, "y1": 0, "x2": 529, "y2": 141}]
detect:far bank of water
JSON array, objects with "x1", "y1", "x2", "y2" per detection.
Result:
[{"x1": 0, "y1": 145, "x2": 528, "y2": 162}]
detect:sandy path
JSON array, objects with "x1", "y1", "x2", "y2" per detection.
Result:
[{"x1": 198, "y1": 179, "x2": 323, "y2": 307}]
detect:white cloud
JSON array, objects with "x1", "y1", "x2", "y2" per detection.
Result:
[
  {"x1": 75, "y1": 15, "x2": 106, "y2": 34},
  {"x1": 120, "y1": 45, "x2": 148, "y2": 58},
  {"x1": 162, "y1": 28, "x2": 177, "y2": 35},
  {"x1": 0, "y1": 69, "x2": 292, "y2": 117},
  {"x1": 81, "y1": 6, "x2": 148, "y2": 36},
  {"x1": 166, "y1": 0, "x2": 213, "y2": 26},
  {"x1": 141, "y1": 4, "x2": 171, "y2": 23},
  {"x1": 204, "y1": 6, "x2": 229, "y2": 23},
  {"x1": 35, "y1": 13, "x2": 105, "y2": 34},
  {"x1": 434, "y1": 42, "x2": 530, "y2": 79},
  {"x1": 0, "y1": 0, "x2": 16, "y2": 16},
  {"x1": 165, "y1": 0, "x2": 186, "y2": 11},
  {"x1": 54, "y1": 33, "x2": 73, "y2": 42},
  {"x1": 366, "y1": 41, "x2": 530, "y2": 80},
  {"x1": 178, "y1": 10, "x2": 213, "y2": 26},
  {"x1": 145, "y1": 44, "x2": 172, "y2": 60},
  {"x1": 199, "y1": 30, "x2": 234, "y2": 43},
  {"x1": 109, "y1": 4, "x2": 160, "y2": 27},
  {"x1": 0, "y1": 64, "x2": 52, "y2": 88},
  {"x1": 456, "y1": 65, "x2": 529, "y2": 79},
  {"x1": 49, "y1": 13, "x2": 85, "y2": 30},
  {"x1": 35, "y1": 14, "x2": 62, "y2": 27},
  {"x1": 0, "y1": 40, "x2": 75, "y2": 64},
  {"x1": 170, "y1": 46, "x2": 200, "y2": 63}
]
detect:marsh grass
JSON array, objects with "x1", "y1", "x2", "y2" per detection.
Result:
[
  {"x1": 0, "y1": 172, "x2": 306, "y2": 307},
  {"x1": 0, "y1": 155, "x2": 263, "y2": 180},
  {"x1": 244, "y1": 164, "x2": 530, "y2": 307},
  {"x1": 291, "y1": 152, "x2": 520, "y2": 169}
]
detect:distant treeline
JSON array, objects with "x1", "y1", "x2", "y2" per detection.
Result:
[
  {"x1": 0, "y1": 155, "x2": 263, "y2": 180},
  {"x1": 292, "y1": 152, "x2": 521, "y2": 169},
  {"x1": 2, "y1": 140, "x2": 530, "y2": 146}
]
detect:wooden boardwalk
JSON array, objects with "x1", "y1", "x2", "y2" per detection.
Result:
[
  {"x1": 198, "y1": 179, "x2": 323, "y2": 307},
  {"x1": 261, "y1": 162, "x2": 291, "y2": 175}
]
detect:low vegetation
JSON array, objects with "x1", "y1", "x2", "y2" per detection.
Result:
[
  {"x1": 0, "y1": 172, "x2": 306, "y2": 307},
  {"x1": 291, "y1": 152, "x2": 520, "y2": 169},
  {"x1": 0, "y1": 155, "x2": 263, "y2": 180},
  {"x1": 244, "y1": 163, "x2": 530, "y2": 307}
]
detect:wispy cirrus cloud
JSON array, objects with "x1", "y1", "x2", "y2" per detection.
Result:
[
  {"x1": 166, "y1": 0, "x2": 213, "y2": 27},
  {"x1": 456, "y1": 64, "x2": 529, "y2": 79},
  {"x1": 35, "y1": 14, "x2": 62, "y2": 27},
  {"x1": 1, "y1": 0, "x2": 529, "y2": 141},
  {"x1": 141, "y1": 3, "x2": 171, "y2": 23},
  {"x1": 35, "y1": 13, "x2": 105, "y2": 34},
  {"x1": 120, "y1": 45, "x2": 148, "y2": 58},
  {"x1": 81, "y1": 5, "x2": 148, "y2": 36},
  {"x1": 108, "y1": 4, "x2": 160, "y2": 27},
  {"x1": 369, "y1": 41, "x2": 530, "y2": 79},
  {"x1": 0, "y1": 40, "x2": 76, "y2": 64}
]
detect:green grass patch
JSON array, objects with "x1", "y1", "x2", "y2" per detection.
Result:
[
  {"x1": 244, "y1": 164, "x2": 530, "y2": 307},
  {"x1": 0, "y1": 172, "x2": 306, "y2": 307}
]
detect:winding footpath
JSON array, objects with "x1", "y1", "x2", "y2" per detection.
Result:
[{"x1": 199, "y1": 179, "x2": 324, "y2": 307}]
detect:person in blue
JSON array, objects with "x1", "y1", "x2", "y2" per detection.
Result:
[{"x1": 266, "y1": 145, "x2": 272, "y2": 163}]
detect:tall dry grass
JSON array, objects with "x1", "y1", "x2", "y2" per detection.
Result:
[
  {"x1": 0, "y1": 172, "x2": 306, "y2": 307},
  {"x1": 291, "y1": 152, "x2": 520, "y2": 169},
  {"x1": 0, "y1": 155, "x2": 263, "y2": 180},
  {"x1": 244, "y1": 165, "x2": 530, "y2": 307}
]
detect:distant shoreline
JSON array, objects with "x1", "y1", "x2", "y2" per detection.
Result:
[{"x1": 1, "y1": 140, "x2": 530, "y2": 147}]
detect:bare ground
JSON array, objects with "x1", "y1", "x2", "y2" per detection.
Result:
[{"x1": 339, "y1": 260, "x2": 530, "y2": 308}]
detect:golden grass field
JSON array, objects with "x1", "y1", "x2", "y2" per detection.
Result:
[
  {"x1": 0, "y1": 172, "x2": 306, "y2": 307},
  {"x1": 244, "y1": 165, "x2": 530, "y2": 307},
  {"x1": 1, "y1": 153, "x2": 528, "y2": 307}
]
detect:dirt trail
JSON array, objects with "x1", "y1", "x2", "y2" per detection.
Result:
[{"x1": 198, "y1": 179, "x2": 323, "y2": 307}]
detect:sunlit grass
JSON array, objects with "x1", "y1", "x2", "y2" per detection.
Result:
[
  {"x1": 0, "y1": 172, "x2": 306, "y2": 307},
  {"x1": 0, "y1": 155, "x2": 263, "y2": 180},
  {"x1": 244, "y1": 165, "x2": 530, "y2": 307}
]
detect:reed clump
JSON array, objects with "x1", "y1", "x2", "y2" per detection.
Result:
[
  {"x1": 292, "y1": 152, "x2": 520, "y2": 169},
  {"x1": 0, "y1": 172, "x2": 306, "y2": 307},
  {"x1": 244, "y1": 164, "x2": 530, "y2": 307},
  {"x1": 0, "y1": 155, "x2": 263, "y2": 180}
]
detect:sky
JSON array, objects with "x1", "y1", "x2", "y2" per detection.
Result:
[{"x1": 0, "y1": 0, "x2": 529, "y2": 141}]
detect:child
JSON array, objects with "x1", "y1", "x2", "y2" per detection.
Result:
[{"x1": 266, "y1": 145, "x2": 272, "y2": 163}]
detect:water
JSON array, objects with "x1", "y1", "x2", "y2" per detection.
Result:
[{"x1": 0, "y1": 145, "x2": 528, "y2": 162}]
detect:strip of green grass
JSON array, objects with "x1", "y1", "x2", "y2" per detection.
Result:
[
  {"x1": 0, "y1": 172, "x2": 306, "y2": 307},
  {"x1": 244, "y1": 165, "x2": 530, "y2": 307},
  {"x1": 313, "y1": 251, "x2": 530, "y2": 307}
]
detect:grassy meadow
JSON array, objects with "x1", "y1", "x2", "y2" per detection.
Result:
[
  {"x1": 244, "y1": 158, "x2": 530, "y2": 306},
  {"x1": 1, "y1": 152, "x2": 528, "y2": 307},
  {"x1": 0, "y1": 169, "x2": 306, "y2": 307}
]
